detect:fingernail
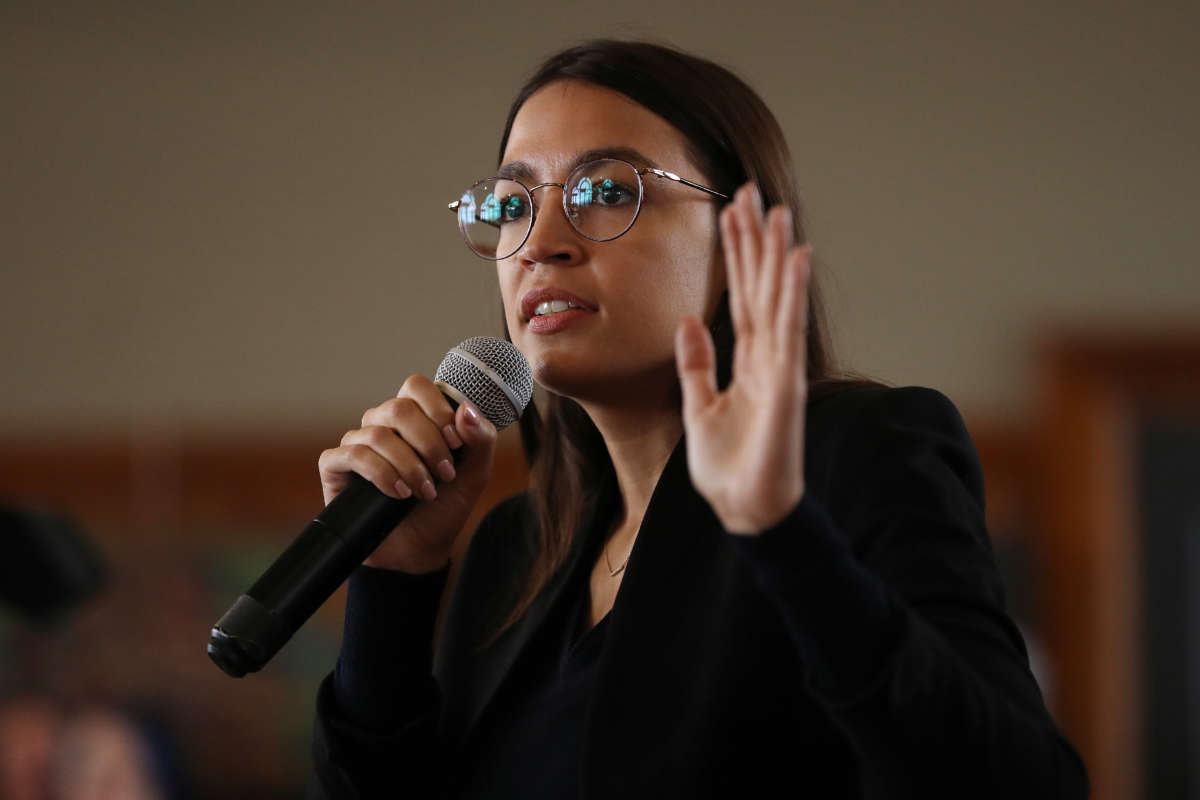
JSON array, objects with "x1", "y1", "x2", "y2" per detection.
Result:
[
  {"x1": 464, "y1": 404, "x2": 481, "y2": 426},
  {"x1": 419, "y1": 479, "x2": 437, "y2": 501},
  {"x1": 443, "y1": 424, "x2": 464, "y2": 449},
  {"x1": 436, "y1": 459, "x2": 456, "y2": 482},
  {"x1": 394, "y1": 480, "x2": 413, "y2": 499}
]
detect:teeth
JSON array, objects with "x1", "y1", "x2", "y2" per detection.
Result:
[{"x1": 533, "y1": 299, "x2": 580, "y2": 316}]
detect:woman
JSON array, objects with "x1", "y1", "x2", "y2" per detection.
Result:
[{"x1": 307, "y1": 40, "x2": 1089, "y2": 798}]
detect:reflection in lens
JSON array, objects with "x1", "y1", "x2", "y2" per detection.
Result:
[
  {"x1": 480, "y1": 193, "x2": 500, "y2": 223},
  {"x1": 456, "y1": 160, "x2": 644, "y2": 259},
  {"x1": 572, "y1": 177, "x2": 594, "y2": 208},
  {"x1": 565, "y1": 160, "x2": 640, "y2": 241},
  {"x1": 457, "y1": 191, "x2": 476, "y2": 226},
  {"x1": 458, "y1": 178, "x2": 533, "y2": 259}
]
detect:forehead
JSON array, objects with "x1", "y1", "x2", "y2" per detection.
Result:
[{"x1": 500, "y1": 80, "x2": 698, "y2": 181}]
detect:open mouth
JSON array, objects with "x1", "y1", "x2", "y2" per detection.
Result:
[
  {"x1": 527, "y1": 306, "x2": 593, "y2": 333},
  {"x1": 532, "y1": 299, "x2": 585, "y2": 317}
]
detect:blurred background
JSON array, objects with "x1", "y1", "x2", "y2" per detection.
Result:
[{"x1": 1, "y1": 0, "x2": 1197, "y2": 797}]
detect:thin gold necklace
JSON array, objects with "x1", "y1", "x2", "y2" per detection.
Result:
[{"x1": 604, "y1": 536, "x2": 633, "y2": 577}]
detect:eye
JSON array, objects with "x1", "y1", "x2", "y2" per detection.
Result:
[
  {"x1": 500, "y1": 195, "x2": 528, "y2": 223},
  {"x1": 596, "y1": 178, "x2": 634, "y2": 207}
]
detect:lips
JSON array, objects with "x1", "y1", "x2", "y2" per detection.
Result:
[{"x1": 520, "y1": 286, "x2": 597, "y2": 322}]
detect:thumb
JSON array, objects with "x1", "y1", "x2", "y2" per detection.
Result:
[
  {"x1": 675, "y1": 316, "x2": 718, "y2": 418},
  {"x1": 451, "y1": 401, "x2": 497, "y2": 473}
]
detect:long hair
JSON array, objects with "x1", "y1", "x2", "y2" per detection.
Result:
[{"x1": 482, "y1": 39, "x2": 880, "y2": 648}]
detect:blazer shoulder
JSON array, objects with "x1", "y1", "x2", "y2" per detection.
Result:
[
  {"x1": 809, "y1": 383, "x2": 974, "y2": 456},
  {"x1": 841, "y1": 385, "x2": 978, "y2": 474},
  {"x1": 809, "y1": 381, "x2": 964, "y2": 429},
  {"x1": 806, "y1": 383, "x2": 986, "y2": 526}
]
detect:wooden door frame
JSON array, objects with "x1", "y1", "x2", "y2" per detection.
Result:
[{"x1": 1035, "y1": 330, "x2": 1200, "y2": 800}]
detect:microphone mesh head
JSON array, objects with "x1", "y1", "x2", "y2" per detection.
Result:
[{"x1": 434, "y1": 336, "x2": 533, "y2": 430}]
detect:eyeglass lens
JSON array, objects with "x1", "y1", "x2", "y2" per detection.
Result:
[{"x1": 456, "y1": 159, "x2": 642, "y2": 260}]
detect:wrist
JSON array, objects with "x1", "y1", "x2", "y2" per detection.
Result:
[{"x1": 718, "y1": 482, "x2": 806, "y2": 536}]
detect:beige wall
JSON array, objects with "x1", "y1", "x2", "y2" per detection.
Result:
[{"x1": 3, "y1": 0, "x2": 1197, "y2": 434}]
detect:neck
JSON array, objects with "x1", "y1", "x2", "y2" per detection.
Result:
[{"x1": 576, "y1": 386, "x2": 683, "y2": 536}]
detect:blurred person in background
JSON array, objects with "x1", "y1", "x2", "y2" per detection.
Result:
[
  {"x1": 0, "y1": 694, "x2": 170, "y2": 800},
  {"x1": 0, "y1": 695, "x2": 170, "y2": 800},
  {"x1": 0, "y1": 508, "x2": 181, "y2": 800},
  {"x1": 51, "y1": 706, "x2": 167, "y2": 800},
  {"x1": 306, "y1": 39, "x2": 1089, "y2": 798},
  {"x1": 0, "y1": 691, "x2": 58, "y2": 800}
]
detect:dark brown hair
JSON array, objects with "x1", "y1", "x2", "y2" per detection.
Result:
[{"x1": 483, "y1": 39, "x2": 880, "y2": 647}]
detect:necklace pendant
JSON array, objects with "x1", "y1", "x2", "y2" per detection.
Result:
[{"x1": 604, "y1": 539, "x2": 631, "y2": 578}]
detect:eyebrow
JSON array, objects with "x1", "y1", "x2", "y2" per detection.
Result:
[{"x1": 496, "y1": 147, "x2": 662, "y2": 182}]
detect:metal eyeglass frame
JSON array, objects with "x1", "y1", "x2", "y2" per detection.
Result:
[{"x1": 447, "y1": 157, "x2": 730, "y2": 261}]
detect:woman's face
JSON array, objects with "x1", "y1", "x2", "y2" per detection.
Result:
[{"x1": 497, "y1": 79, "x2": 725, "y2": 404}]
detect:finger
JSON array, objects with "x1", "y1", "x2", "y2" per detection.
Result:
[
  {"x1": 756, "y1": 206, "x2": 793, "y2": 323},
  {"x1": 775, "y1": 245, "x2": 813, "y2": 361},
  {"x1": 452, "y1": 400, "x2": 497, "y2": 450},
  {"x1": 735, "y1": 184, "x2": 763, "y2": 301},
  {"x1": 397, "y1": 374, "x2": 463, "y2": 449},
  {"x1": 319, "y1": 442, "x2": 412, "y2": 502},
  {"x1": 340, "y1": 427, "x2": 442, "y2": 500},
  {"x1": 675, "y1": 316, "x2": 718, "y2": 419},
  {"x1": 445, "y1": 401, "x2": 498, "y2": 486},
  {"x1": 720, "y1": 205, "x2": 751, "y2": 336},
  {"x1": 361, "y1": 397, "x2": 456, "y2": 484}
]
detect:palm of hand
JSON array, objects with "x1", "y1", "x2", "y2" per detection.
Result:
[{"x1": 675, "y1": 184, "x2": 811, "y2": 535}]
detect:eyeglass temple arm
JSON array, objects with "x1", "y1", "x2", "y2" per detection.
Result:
[{"x1": 641, "y1": 168, "x2": 729, "y2": 200}]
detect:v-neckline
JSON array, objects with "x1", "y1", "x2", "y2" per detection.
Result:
[{"x1": 568, "y1": 508, "x2": 621, "y2": 650}]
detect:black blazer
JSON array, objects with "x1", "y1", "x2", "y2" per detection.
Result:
[{"x1": 308, "y1": 384, "x2": 1090, "y2": 798}]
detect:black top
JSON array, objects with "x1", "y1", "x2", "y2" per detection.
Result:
[
  {"x1": 328, "y1": 476, "x2": 619, "y2": 800},
  {"x1": 307, "y1": 385, "x2": 1090, "y2": 799},
  {"x1": 448, "y1": 535, "x2": 609, "y2": 798}
]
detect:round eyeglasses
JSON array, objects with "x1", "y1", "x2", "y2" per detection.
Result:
[{"x1": 448, "y1": 158, "x2": 729, "y2": 261}]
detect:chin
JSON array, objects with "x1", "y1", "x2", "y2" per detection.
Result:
[
  {"x1": 527, "y1": 354, "x2": 594, "y2": 400},
  {"x1": 533, "y1": 353, "x2": 679, "y2": 409}
]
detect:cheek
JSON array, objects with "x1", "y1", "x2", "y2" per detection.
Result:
[
  {"x1": 649, "y1": 218, "x2": 722, "y2": 317},
  {"x1": 597, "y1": 230, "x2": 718, "y2": 351},
  {"x1": 497, "y1": 266, "x2": 521, "y2": 330}
]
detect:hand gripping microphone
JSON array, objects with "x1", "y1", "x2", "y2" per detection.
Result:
[{"x1": 207, "y1": 336, "x2": 533, "y2": 677}]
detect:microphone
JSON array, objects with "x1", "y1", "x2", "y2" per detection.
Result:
[{"x1": 207, "y1": 336, "x2": 533, "y2": 678}]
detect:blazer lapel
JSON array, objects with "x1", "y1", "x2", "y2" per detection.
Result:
[
  {"x1": 582, "y1": 435, "x2": 737, "y2": 786},
  {"x1": 458, "y1": 487, "x2": 613, "y2": 737}
]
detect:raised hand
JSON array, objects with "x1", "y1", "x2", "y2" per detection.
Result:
[{"x1": 674, "y1": 183, "x2": 812, "y2": 535}]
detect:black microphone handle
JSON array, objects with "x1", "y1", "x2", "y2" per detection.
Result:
[{"x1": 208, "y1": 402, "x2": 462, "y2": 678}]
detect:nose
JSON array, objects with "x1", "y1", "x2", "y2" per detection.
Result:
[{"x1": 516, "y1": 185, "x2": 585, "y2": 269}]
